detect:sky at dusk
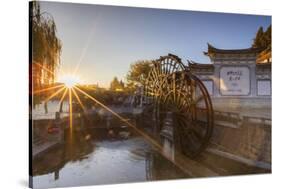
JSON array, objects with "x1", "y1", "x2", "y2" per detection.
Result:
[{"x1": 40, "y1": 1, "x2": 271, "y2": 87}]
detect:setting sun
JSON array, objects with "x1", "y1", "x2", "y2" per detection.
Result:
[{"x1": 58, "y1": 74, "x2": 80, "y2": 88}]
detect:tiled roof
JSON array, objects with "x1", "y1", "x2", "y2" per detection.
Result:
[
  {"x1": 187, "y1": 60, "x2": 214, "y2": 69},
  {"x1": 204, "y1": 43, "x2": 263, "y2": 55}
]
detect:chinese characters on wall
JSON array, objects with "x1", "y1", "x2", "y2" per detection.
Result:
[{"x1": 220, "y1": 66, "x2": 250, "y2": 95}]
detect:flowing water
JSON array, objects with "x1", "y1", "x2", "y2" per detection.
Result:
[
  {"x1": 32, "y1": 101, "x2": 269, "y2": 189},
  {"x1": 32, "y1": 128, "x2": 188, "y2": 189}
]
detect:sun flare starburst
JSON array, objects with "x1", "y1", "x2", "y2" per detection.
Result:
[
  {"x1": 58, "y1": 74, "x2": 80, "y2": 88},
  {"x1": 33, "y1": 70, "x2": 188, "y2": 174}
]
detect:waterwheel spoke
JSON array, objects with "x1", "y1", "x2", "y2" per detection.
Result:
[{"x1": 144, "y1": 54, "x2": 214, "y2": 158}]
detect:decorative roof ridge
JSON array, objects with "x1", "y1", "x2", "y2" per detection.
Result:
[
  {"x1": 204, "y1": 43, "x2": 264, "y2": 55},
  {"x1": 187, "y1": 60, "x2": 214, "y2": 68}
]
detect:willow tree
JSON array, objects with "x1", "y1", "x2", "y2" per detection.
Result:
[{"x1": 31, "y1": 1, "x2": 62, "y2": 90}]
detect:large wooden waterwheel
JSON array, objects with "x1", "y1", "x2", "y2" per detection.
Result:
[{"x1": 144, "y1": 54, "x2": 214, "y2": 158}]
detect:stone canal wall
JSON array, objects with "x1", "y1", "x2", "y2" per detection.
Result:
[
  {"x1": 211, "y1": 97, "x2": 271, "y2": 110},
  {"x1": 209, "y1": 110, "x2": 271, "y2": 169},
  {"x1": 32, "y1": 119, "x2": 65, "y2": 158},
  {"x1": 153, "y1": 105, "x2": 272, "y2": 170}
]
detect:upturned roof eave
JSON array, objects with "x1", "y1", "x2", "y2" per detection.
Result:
[{"x1": 205, "y1": 43, "x2": 263, "y2": 55}]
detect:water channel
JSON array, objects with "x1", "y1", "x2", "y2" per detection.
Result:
[
  {"x1": 33, "y1": 130, "x2": 188, "y2": 188},
  {"x1": 32, "y1": 100, "x2": 270, "y2": 189}
]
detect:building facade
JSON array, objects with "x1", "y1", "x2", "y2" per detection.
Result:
[
  {"x1": 189, "y1": 43, "x2": 271, "y2": 110},
  {"x1": 187, "y1": 44, "x2": 272, "y2": 166}
]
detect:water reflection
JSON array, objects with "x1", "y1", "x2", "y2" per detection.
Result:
[
  {"x1": 33, "y1": 131, "x2": 95, "y2": 177},
  {"x1": 33, "y1": 129, "x2": 188, "y2": 189}
]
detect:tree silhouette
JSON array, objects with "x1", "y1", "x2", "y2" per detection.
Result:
[
  {"x1": 126, "y1": 60, "x2": 152, "y2": 87},
  {"x1": 31, "y1": 1, "x2": 62, "y2": 90},
  {"x1": 252, "y1": 25, "x2": 271, "y2": 50}
]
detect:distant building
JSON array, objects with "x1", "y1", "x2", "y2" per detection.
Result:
[{"x1": 189, "y1": 43, "x2": 271, "y2": 109}]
